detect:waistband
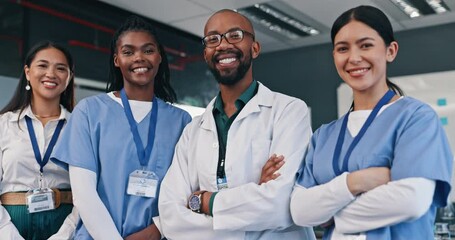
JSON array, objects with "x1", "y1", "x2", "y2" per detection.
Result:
[{"x1": 0, "y1": 189, "x2": 72, "y2": 209}]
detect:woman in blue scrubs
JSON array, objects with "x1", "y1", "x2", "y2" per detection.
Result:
[
  {"x1": 290, "y1": 5, "x2": 453, "y2": 240},
  {"x1": 51, "y1": 16, "x2": 191, "y2": 239}
]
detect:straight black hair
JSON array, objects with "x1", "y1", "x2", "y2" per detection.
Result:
[
  {"x1": 106, "y1": 15, "x2": 177, "y2": 103},
  {"x1": 331, "y1": 5, "x2": 404, "y2": 96},
  {"x1": 0, "y1": 40, "x2": 75, "y2": 115}
]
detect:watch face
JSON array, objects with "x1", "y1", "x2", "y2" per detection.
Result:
[{"x1": 189, "y1": 194, "x2": 200, "y2": 211}]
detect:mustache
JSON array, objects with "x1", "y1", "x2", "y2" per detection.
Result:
[{"x1": 212, "y1": 50, "x2": 242, "y2": 62}]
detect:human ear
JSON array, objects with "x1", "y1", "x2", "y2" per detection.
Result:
[
  {"x1": 251, "y1": 41, "x2": 261, "y2": 59},
  {"x1": 24, "y1": 65, "x2": 30, "y2": 80},
  {"x1": 386, "y1": 41, "x2": 399, "y2": 62},
  {"x1": 114, "y1": 54, "x2": 119, "y2": 67}
]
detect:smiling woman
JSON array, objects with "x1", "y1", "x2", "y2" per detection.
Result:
[
  {"x1": 50, "y1": 15, "x2": 191, "y2": 240},
  {"x1": 290, "y1": 5, "x2": 453, "y2": 240},
  {"x1": 0, "y1": 40, "x2": 77, "y2": 240}
]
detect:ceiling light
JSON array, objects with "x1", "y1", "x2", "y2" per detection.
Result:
[
  {"x1": 237, "y1": 3, "x2": 319, "y2": 40},
  {"x1": 389, "y1": 0, "x2": 451, "y2": 18},
  {"x1": 389, "y1": 0, "x2": 422, "y2": 18},
  {"x1": 426, "y1": 0, "x2": 449, "y2": 13}
]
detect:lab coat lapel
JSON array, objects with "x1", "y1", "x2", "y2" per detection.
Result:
[
  {"x1": 234, "y1": 82, "x2": 274, "y2": 123},
  {"x1": 199, "y1": 97, "x2": 217, "y2": 132}
]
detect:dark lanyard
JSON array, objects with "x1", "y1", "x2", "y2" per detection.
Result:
[
  {"x1": 120, "y1": 89, "x2": 158, "y2": 168},
  {"x1": 217, "y1": 139, "x2": 227, "y2": 179},
  {"x1": 25, "y1": 116, "x2": 65, "y2": 173},
  {"x1": 332, "y1": 90, "x2": 395, "y2": 175}
]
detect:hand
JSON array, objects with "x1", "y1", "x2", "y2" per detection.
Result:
[
  {"x1": 259, "y1": 154, "x2": 285, "y2": 185},
  {"x1": 347, "y1": 167, "x2": 390, "y2": 196},
  {"x1": 124, "y1": 224, "x2": 161, "y2": 240}
]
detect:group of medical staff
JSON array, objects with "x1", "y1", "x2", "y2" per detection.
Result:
[{"x1": 0, "y1": 4, "x2": 453, "y2": 240}]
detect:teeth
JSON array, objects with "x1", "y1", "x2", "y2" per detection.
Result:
[
  {"x1": 219, "y1": 58, "x2": 236, "y2": 64},
  {"x1": 350, "y1": 68, "x2": 368, "y2": 74},
  {"x1": 133, "y1": 67, "x2": 148, "y2": 73},
  {"x1": 43, "y1": 82, "x2": 57, "y2": 86}
]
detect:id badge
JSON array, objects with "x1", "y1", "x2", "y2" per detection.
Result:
[
  {"x1": 26, "y1": 188, "x2": 55, "y2": 213},
  {"x1": 127, "y1": 170, "x2": 158, "y2": 198},
  {"x1": 217, "y1": 177, "x2": 229, "y2": 190}
]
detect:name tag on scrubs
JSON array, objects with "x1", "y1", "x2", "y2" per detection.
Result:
[
  {"x1": 26, "y1": 188, "x2": 55, "y2": 213},
  {"x1": 127, "y1": 170, "x2": 158, "y2": 198}
]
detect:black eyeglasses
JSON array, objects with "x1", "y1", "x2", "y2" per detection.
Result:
[{"x1": 202, "y1": 29, "x2": 255, "y2": 48}]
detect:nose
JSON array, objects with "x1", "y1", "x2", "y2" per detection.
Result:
[
  {"x1": 133, "y1": 51, "x2": 145, "y2": 62},
  {"x1": 348, "y1": 48, "x2": 362, "y2": 64},
  {"x1": 45, "y1": 66, "x2": 57, "y2": 78}
]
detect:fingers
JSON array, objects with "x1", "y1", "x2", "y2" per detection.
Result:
[
  {"x1": 262, "y1": 155, "x2": 285, "y2": 175},
  {"x1": 259, "y1": 154, "x2": 285, "y2": 185}
]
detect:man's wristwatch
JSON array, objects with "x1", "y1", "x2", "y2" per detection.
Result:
[{"x1": 188, "y1": 191, "x2": 207, "y2": 213}]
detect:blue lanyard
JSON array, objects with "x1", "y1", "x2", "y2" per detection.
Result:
[
  {"x1": 120, "y1": 89, "x2": 158, "y2": 168},
  {"x1": 25, "y1": 116, "x2": 65, "y2": 173},
  {"x1": 332, "y1": 90, "x2": 395, "y2": 175}
]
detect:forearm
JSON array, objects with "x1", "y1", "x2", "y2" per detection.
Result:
[
  {"x1": 159, "y1": 161, "x2": 223, "y2": 239},
  {"x1": 334, "y1": 178, "x2": 435, "y2": 233},
  {"x1": 291, "y1": 172, "x2": 355, "y2": 227},
  {"x1": 69, "y1": 166, "x2": 122, "y2": 240}
]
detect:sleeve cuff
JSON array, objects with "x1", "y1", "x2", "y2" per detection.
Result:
[
  {"x1": 209, "y1": 192, "x2": 218, "y2": 216},
  {"x1": 332, "y1": 172, "x2": 356, "y2": 201}
]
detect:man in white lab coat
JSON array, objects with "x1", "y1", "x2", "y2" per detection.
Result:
[{"x1": 155, "y1": 9, "x2": 315, "y2": 240}]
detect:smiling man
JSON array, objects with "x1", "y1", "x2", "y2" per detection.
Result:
[{"x1": 156, "y1": 9, "x2": 315, "y2": 239}]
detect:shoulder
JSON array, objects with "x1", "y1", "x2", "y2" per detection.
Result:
[
  {"x1": 394, "y1": 97, "x2": 438, "y2": 119},
  {"x1": 0, "y1": 110, "x2": 16, "y2": 123},
  {"x1": 258, "y1": 82, "x2": 309, "y2": 110},
  {"x1": 73, "y1": 94, "x2": 112, "y2": 112},
  {"x1": 0, "y1": 111, "x2": 14, "y2": 133},
  {"x1": 157, "y1": 99, "x2": 192, "y2": 122},
  {"x1": 313, "y1": 117, "x2": 343, "y2": 139}
]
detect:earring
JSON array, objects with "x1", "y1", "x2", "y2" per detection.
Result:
[{"x1": 25, "y1": 82, "x2": 31, "y2": 91}]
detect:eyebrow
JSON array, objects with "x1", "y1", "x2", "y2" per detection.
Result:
[
  {"x1": 121, "y1": 42, "x2": 157, "y2": 49},
  {"x1": 35, "y1": 59, "x2": 68, "y2": 67},
  {"x1": 206, "y1": 27, "x2": 243, "y2": 36},
  {"x1": 334, "y1": 37, "x2": 375, "y2": 47}
]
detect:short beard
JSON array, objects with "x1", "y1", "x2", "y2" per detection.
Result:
[{"x1": 209, "y1": 50, "x2": 252, "y2": 86}]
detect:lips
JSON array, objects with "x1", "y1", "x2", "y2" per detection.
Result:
[
  {"x1": 131, "y1": 67, "x2": 150, "y2": 73},
  {"x1": 346, "y1": 67, "x2": 370, "y2": 77},
  {"x1": 219, "y1": 58, "x2": 236, "y2": 64},
  {"x1": 213, "y1": 51, "x2": 241, "y2": 68},
  {"x1": 42, "y1": 80, "x2": 58, "y2": 88}
]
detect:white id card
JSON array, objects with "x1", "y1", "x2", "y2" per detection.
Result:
[
  {"x1": 127, "y1": 170, "x2": 158, "y2": 198},
  {"x1": 217, "y1": 177, "x2": 229, "y2": 190},
  {"x1": 26, "y1": 188, "x2": 55, "y2": 213}
]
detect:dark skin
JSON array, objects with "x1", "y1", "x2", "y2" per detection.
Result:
[
  {"x1": 192, "y1": 154, "x2": 285, "y2": 215},
  {"x1": 189, "y1": 9, "x2": 285, "y2": 217},
  {"x1": 113, "y1": 30, "x2": 162, "y2": 240}
]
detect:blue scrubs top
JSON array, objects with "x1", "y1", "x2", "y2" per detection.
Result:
[
  {"x1": 51, "y1": 94, "x2": 191, "y2": 239},
  {"x1": 297, "y1": 97, "x2": 453, "y2": 240}
]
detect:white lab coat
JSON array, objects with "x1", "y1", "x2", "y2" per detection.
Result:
[{"x1": 156, "y1": 83, "x2": 315, "y2": 240}]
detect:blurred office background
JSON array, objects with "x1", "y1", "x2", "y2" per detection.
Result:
[{"x1": 1, "y1": 0, "x2": 454, "y2": 128}]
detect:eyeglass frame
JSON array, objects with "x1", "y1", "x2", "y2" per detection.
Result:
[{"x1": 202, "y1": 29, "x2": 255, "y2": 48}]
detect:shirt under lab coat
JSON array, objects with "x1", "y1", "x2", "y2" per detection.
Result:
[{"x1": 156, "y1": 83, "x2": 316, "y2": 240}]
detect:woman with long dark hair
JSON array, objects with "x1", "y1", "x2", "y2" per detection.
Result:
[
  {"x1": 290, "y1": 5, "x2": 452, "y2": 240},
  {"x1": 0, "y1": 40, "x2": 78, "y2": 239}
]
